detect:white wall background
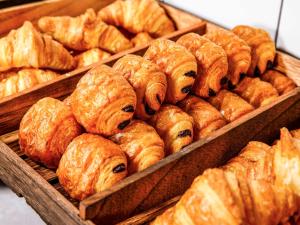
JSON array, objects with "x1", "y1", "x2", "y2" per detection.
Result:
[{"x1": 164, "y1": 0, "x2": 300, "y2": 58}]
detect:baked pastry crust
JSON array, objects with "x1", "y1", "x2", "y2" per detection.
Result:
[
  {"x1": 234, "y1": 77, "x2": 279, "y2": 108},
  {"x1": 261, "y1": 70, "x2": 296, "y2": 95},
  {"x1": 75, "y1": 48, "x2": 111, "y2": 68},
  {"x1": 150, "y1": 105, "x2": 194, "y2": 155},
  {"x1": 57, "y1": 133, "x2": 127, "y2": 200},
  {"x1": 0, "y1": 21, "x2": 74, "y2": 72},
  {"x1": 110, "y1": 120, "x2": 164, "y2": 174},
  {"x1": 179, "y1": 95, "x2": 226, "y2": 140},
  {"x1": 19, "y1": 97, "x2": 82, "y2": 169},
  {"x1": 70, "y1": 64, "x2": 136, "y2": 136},
  {"x1": 209, "y1": 90, "x2": 254, "y2": 122},
  {"x1": 98, "y1": 0, "x2": 175, "y2": 37},
  {"x1": 113, "y1": 54, "x2": 167, "y2": 120},
  {"x1": 177, "y1": 33, "x2": 228, "y2": 98},
  {"x1": 131, "y1": 32, "x2": 153, "y2": 47},
  {"x1": 144, "y1": 39, "x2": 197, "y2": 103},
  {"x1": 38, "y1": 9, "x2": 132, "y2": 53},
  {"x1": 0, "y1": 69, "x2": 59, "y2": 99},
  {"x1": 205, "y1": 29, "x2": 251, "y2": 87},
  {"x1": 232, "y1": 25, "x2": 276, "y2": 75}
]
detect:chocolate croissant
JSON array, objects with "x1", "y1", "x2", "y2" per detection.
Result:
[
  {"x1": 0, "y1": 21, "x2": 74, "y2": 72},
  {"x1": 131, "y1": 32, "x2": 153, "y2": 47},
  {"x1": 75, "y1": 48, "x2": 111, "y2": 68},
  {"x1": 209, "y1": 90, "x2": 254, "y2": 122},
  {"x1": 38, "y1": 8, "x2": 132, "y2": 53},
  {"x1": 179, "y1": 95, "x2": 227, "y2": 140},
  {"x1": 176, "y1": 33, "x2": 228, "y2": 98},
  {"x1": 261, "y1": 70, "x2": 296, "y2": 95},
  {"x1": 150, "y1": 105, "x2": 194, "y2": 155},
  {"x1": 0, "y1": 69, "x2": 59, "y2": 99},
  {"x1": 144, "y1": 39, "x2": 197, "y2": 104},
  {"x1": 205, "y1": 29, "x2": 251, "y2": 87},
  {"x1": 232, "y1": 25, "x2": 276, "y2": 76},
  {"x1": 234, "y1": 77, "x2": 279, "y2": 108},
  {"x1": 57, "y1": 133, "x2": 127, "y2": 200},
  {"x1": 98, "y1": 0, "x2": 175, "y2": 37},
  {"x1": 19, "y1": 97, "x2": 82, "y2": 169},
  {"x1": 70, "y1": 64, "x2": 137, "y2": 136},
  {"x1": 113, "y1": 54, "x2": 167, "y2": 120},
  {"x1": 110, "y1": 120, "x2": 165, "y2": 174}
]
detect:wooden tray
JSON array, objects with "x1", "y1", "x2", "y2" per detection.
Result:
[{"x1": 1, "y1": 1, "x2": 300, "y2": 225}]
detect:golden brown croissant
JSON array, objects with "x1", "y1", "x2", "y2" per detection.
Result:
[
  {"x1": 113, "y1": 54, "x2": 167, "y2": 120},
  {"x1": 131, "y1": 32, "x2": 153, "y2": 47},
  {"x1": 98, "y1": 0, "x2": 175, "y2": 37},
  {"x1": 0, "y1": 21, "x2": 74, "y2": 72},
  {"x1": 70, "y1": 64, "x2": 137, "y2": 136},
  {"x1": 209, "y1": 90, "x2": 254, "y2": 122},
  {"x1": 205, "y1": 29, "x2": 251, "y2": 87},
  {"x1": 232, "y1": 25, "x2": 276, "y2": 76},
  {"x1": 75, "y1": 48, "x2": 111, "y2": 68},
  {"x1": 57, "y1": 133, "x2": 127, "y2": 200},
  {"x1": 261, "y1": 70, "x2": 296, "y2": 95},
  {"x1": 0, "y1": 69, "x2": 59, "y2": 99},
  {"x1": 110, "y1": 120, "x2": 164, "y2": 174},
  {"x1": 176, "y1": 33, "x2": 228, "y2": 98},
  {"x1": 149, "y1": 105, "x2": 194, "y2": 155},
  {"x1": 234, "y1": 77, "x2": 279, "y2": 108},
  {"x1": 19, "y1": 97, "x2": 82, "y2": 169},
  {"x1": 38, "y1": 9, "x2": 132, "y2": 53},
  {"x1": 144, "y1": 39, "x2": 197, "y2": 104},
  {"x1": 178, "y1": 95, "x2": 226, "y2": 140}
]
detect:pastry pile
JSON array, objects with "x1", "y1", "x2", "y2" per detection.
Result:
[
  {"x1": 0, "y1": 0, "x2": 175, "y2": 99},
  {"x1": 152, "y1": 127, "x2": 300, "y2": 225},
  {"x1": 18, "y1": 25, "x2": 296, "y2": 201}
]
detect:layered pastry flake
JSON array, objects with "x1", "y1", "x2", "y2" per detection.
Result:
[
  {"x1": 75, "y1": 48, "x2": 111, "y2": 68},
  {"x1": 131, "y1": 32, "x2": 153, "y2": 47}
]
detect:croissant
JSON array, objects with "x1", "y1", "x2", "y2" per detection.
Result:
[
  {"x1": 110, "y1": 120, "x2": 164, "y2": 174},
  {"x1": 205, "y1": 29, "x2": 251, "y2": 87},
  {"x1": 38, "y1": 8, "x2": 132, "y2": 53},
  {"x1": 19, "y1": 97, "x2": 82, "y2": 169},
  {"x1": 70, "y1": 64, "x2": 137, "y2": 136},
  {"x1": 0, "y1": 69, "x2": 59, "y2": 99},
  {"x1": 261, "y1": 70, "x2": 296, "y2": 95},
  {"x1": 234, "y1": 77, "x2": 279, "y2": 108},
  {"x1": 57, "y1": 133, "x2": 127, "y2": 200},
  {"x1": 144, "y1": 39, "x2": 197, "y2": 103},
  {"x1": 176, "y1": 33, "x2": 228, "y2": 98},
  {"x1": 209, "y1": 90, "x2": 254, "y2": 122},
  {"x1": 232, "y1": 25, "x2": 276, "y2": 75},
  {"x1": 178, "y1": 95, "x2": 226, "y2": 140},
  {"x1": 152, "y1": 128, "x2": 300, "y2": 225},
  {"x1": 98, "y1": 0, "x2": 175, "y2": 37},
  {"x1": 149, "y1": 105, "x2": 194, "y2": 155},
  {"x1": 113, "y1": 54, "x2": 167, "y2": 120},
  {"x1": 131, "y1": 32, "x2": 153, "y2": 47},
  {"x1": 0, "y1": 21, "x2": 74, "y2": 72},
  {"x1": 75, "y1": 48, "x2": 111, "y2": 68}
]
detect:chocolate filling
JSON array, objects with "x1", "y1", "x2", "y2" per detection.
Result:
[
  {"x1": 156, "y1": 94, "x2": 162, "y2": 105},
  {"x1": 181, "y1": 85, "x2": 192, "y2": 94},
  {"x1": 227, "y1": 80, "x2": 236, "y2": 90},
  {"x1": 178, "y1": 129, "x2": 192, "y2": 138},
  {"x1": 113, "y1": 163, "x2": 126, "y2": 173},
  {"x1": 267, "y1": 60, "x2": 273, "y2": 70},
  {"x1": 145, "y1": 102, "x2": 156, "y2": 115},
  {"x1": 220, "y1": 77, "x2": 228, "y2": 85},
  {"x1": 118, "y1": 119, "x2": 130, "y2": 130},
  {"x1": 208, "y1": 88, "x2": 216, "y2": 97},
  {"x1": 184, "y1": 71, "x2": 197, "y2": 78},
  {"x1": 254, "y1": 66, "x2": 260, "y2": 77},
  {"x1": 122, "y1": 105, "x2": 134, "y2": 113}
]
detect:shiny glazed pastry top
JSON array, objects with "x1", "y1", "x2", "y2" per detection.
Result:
[
  {"x1": 150, "y1": 105, "x2": 194, "y2": 155},
  {"x1": 57, "y1": 133, "x2": 127, "y2": 200},
  {"x1": 98, "y1": 0, "x2": 175, "y2": 37},
  {"x1": 70, "y1": 64, "x2": 137, "y2": 136},
  {"x1": 110, "y1": 120, "x2": 165, "y2": 174},
  {"x1": 176, "y1": 33, "x2": 228, "y2": 98},
  {"x1": 19, "y1": 97, "x2": 82, "y2": 169},
  {"x1": 144, "y1": 39, "x2": 197, "y2": 104},
  {"x1": 113, "y1": 54, "x2": 167, "y2": 120}
]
